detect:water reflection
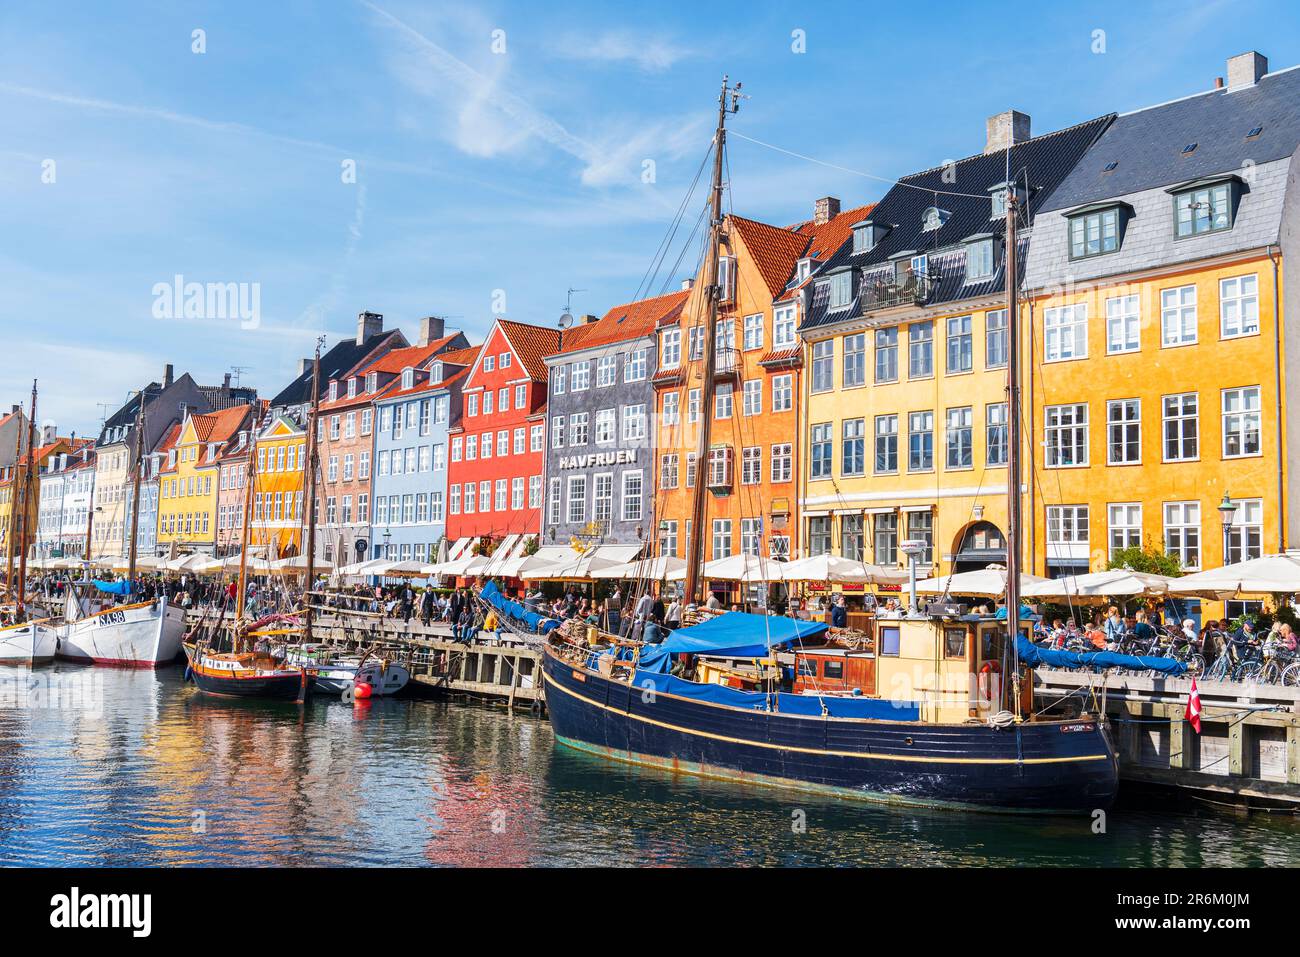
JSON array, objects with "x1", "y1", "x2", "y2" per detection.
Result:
[{"x1": 0, "y1": 663, "x2": 1295, "y2": 867}]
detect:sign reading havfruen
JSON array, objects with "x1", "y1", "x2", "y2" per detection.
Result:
[{"x1": 557, "y1": 450, "x2": 637, "y2": 470}]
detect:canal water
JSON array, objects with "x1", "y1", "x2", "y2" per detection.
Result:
[{"x1": 0, "y1": 663, "x2": 1296, "y2": 867}]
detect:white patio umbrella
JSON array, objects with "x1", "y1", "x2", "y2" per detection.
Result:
[
  {"x1": 369, "y1": 559, "x2": 433, "y2": 578},
  {"x1": 590, "y1": 555, "x2": 688, "y2": 581},
  {"x1": 338, "y1": 557, "x2": 390, "y2": 577},
  {"x1": 1022, "y1": 569, "x2": 1175, "y2": 603},
  {"x1": 520, "y1": 551, "x2": 623, "y2": 581},
  {"x1": 779, "y1": 554, "x2": 909, "y2": 585},
  {"x1": 1166, "y1": 552, "x2": 1300, "y2": 599},
  {"x1": 915, "y1": 564, "x2": 1048, "y2": 598},
  {"x1": 163, "y1": 553, "x2": 210, "y2": 573},
  {"x1": 680, "y1": 554, "x2": 793, "y2": 583},
  {"x1": 421, "y1": 553, "x2": 489, "y2": 577}
]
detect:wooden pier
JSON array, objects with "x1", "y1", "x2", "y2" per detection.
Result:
[{"x1": 1035, "y1": 669, "x2": 1300, "y2": 811}]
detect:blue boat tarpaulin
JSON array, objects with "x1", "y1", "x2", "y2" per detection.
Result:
[
  {"x1": 480, "y1": 579, "x2": 558, "y2": 634},
  {"x1": 92, "y1": 579, "x2": 133, "y2": 596},
  {"x1": 657, "y1": 612, "x2": 827, "y2": 658},
  {"x1": 1016, "y1": 634, "x2": 1187, "y2": 676},
  {"x1": 630, "y1": 669, "x2": 922, "y2": 720}
]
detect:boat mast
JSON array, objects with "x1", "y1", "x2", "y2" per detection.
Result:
[
  {"x1": 683, "y1": 76, "x2": 742, "y2": 607},
  {"x1": 234, "y1": 424, "x2": 260, "y2": 643},
  {"x1": 2, "y1": 405, "x2": 21, "y2": 600},
  {"x1": 302, "y1": 338, "x2": 323, "y2": 643},
  {"x1": 125, "y1": 392, "x2": 146, "y2": 589},
  {"x1": 14, "y1": 381, "x2": 37, "y2": 620},
  {"x1": 1003, "y1": 178, "x2": 1023, "y2": 718}
]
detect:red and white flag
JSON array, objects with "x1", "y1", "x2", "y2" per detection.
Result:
[{"x1": 1186, "y1": 677, "x2": 1202, "y2": 734}]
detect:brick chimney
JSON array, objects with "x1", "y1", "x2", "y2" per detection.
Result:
[
  {"x1": 418, "y1": 316, "x2": 445, "y2": 347},
  {"x1": 813, "y1": 196, "x2": 840, "y2": 225},
  {"x1": 356, "y1": 311, "x2": 384, "y2": 345},
  {"x1": 582, "y1": 314, "x2": 600, "y2": 324},
  {"x1": 985, "y1": 110, "x2": 1031, "y2": 154},
  {"x1": 298, "y1": 357, "x2": 312, "y2": 377},
  {"x1": 1227, "y1": 51, "x2": 1267, "y2": 91},
  {"x1": 681, "y1": 278, "x2": 694, "y2": 292},
  {"x1": 163, "y1": 363, "x2": 174, "y2": 388},
  {"x1": 41, "y1": 423, "x2": 56, "y2": 446}
]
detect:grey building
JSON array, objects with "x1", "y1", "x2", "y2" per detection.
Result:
[{"x1": 540, "y1": 291, "x2": 687, "y2": 556}]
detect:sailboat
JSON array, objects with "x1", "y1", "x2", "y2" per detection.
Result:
[
  {"x1": 183, "y1": 348, "x2": 317, "y2": 701},
  {"x1": 0, "y1": 381, "x2": 60, "y2": 666},
  {"x1": 57, "y1": 385, "x2": 186, "y2": 667},
  {"x1": 540, "y1": 78, "x2": 1133, "y2": 813}
]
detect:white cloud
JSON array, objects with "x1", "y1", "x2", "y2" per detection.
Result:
[{"x1": 552, "y1": 31, "x2": 694, "y2": 72}]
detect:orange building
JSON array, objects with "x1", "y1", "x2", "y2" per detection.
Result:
[{"x1": 652, "y1": 207, "x2": 846, "y2": 596}]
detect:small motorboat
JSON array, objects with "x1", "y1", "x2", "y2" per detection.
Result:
[
  {"x1": 0, "y1": 616, "x2": 60, "y2": 666},
  {"x1": 284, "y1": 644, "x2": 410, "y2": 698}
]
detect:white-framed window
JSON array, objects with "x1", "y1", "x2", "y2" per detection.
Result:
[
  {"x1": 1225, "y1": 498, "x2": 1264, "y2": 564},
  {"x1": 552, "y1": 366, "x2": 566, "y2": 395},
  {"x1": 569, "y1": 412, "x2": 589, "y2": 446},
  {"x1": 466, "y1": 393, "x2": 478, "y2": 417},
  {"x1": 773, "y1": 306, "x2": 796, "y2": 347},
  {"x1": 465, "y1": 435, "x2": 477, "y2": 460},
  {"x1": 659, "y1": 520, "x2": 679, "y2": 558},
  {"x1": 511, "y1": 477, "x2": 524, "y2": 510},
  {"x1": 1045, "y1": 403, "x2": 1089, "y2": 467},
  {"x1": 621, "y1": 404, "x2": 647, "y2": 442},
  {"x1": 1105, "y1": 295, "x2": 1140, "y2": 354},
  {"x1": 1163, "y1": 501, "x2": 1200, "y2": 570},
  {"x1": 660, "y1": 453, "x2": 679, "y2": 490},
  {"x1": 621, "y1": 470, "x2": 643, "y2": 521},
  {"x1": 1108, "y1": 503, "x2": 1142, "y2": 559},
  {"x1": 1221, "y1": 386, "x2": 1261, "y2": 458},
  {"x1": 513, "y1": 428, "x2": 524, "y2": 455},
  {"x1": 711, "y1": 518, "x2": 732, "y2": 561},
  {"x1": 741, "y1": 517, "x2": 762, "y2": 557},
  {"x1": 661, "y1": 328, "x2": 681, "y2": 368},
  {"x1": 714, "y1": 384, "x2": 733, "y2": 419},
  {"x1": 907, "y1": 411, "x2": 934, "y2": 472},
  {"x1": 770, "y1": 443, "x2": 792, "y2": 482},
  {"x1": 874, "y1": 414, "x2": 898, "y2": 474},
  {"x1": 742, "y1": 380, "x2": 762, "y2": 416},
  {"x1": 810, "y1": 422, "x2": 832, "y2": 479},
  {"x1": 625, "y1": 348, "x2": 647, "y2": 382},
  {"x1": 986, "y1": 403, "x2": 1008, "y2": 467},
  {"x1": 743, "y1": 313, "x2": 764, "y2": 351},
  {"x1": 828, "y1": 271, "x2": 852, "y2": 309},
  {"x1": 875, "y1": 327, "x2": 898, "y2": 382},
  {"x1": 660, "y1": 393, "x2": 679, "y2": 428},
  {"x1": 687, "y1": 388, "x2": 701, "y2": 424},
  {"x1": 551, "y1": 416, "x2": 565, "y2": 449},
  {"x1": 1162, "y1": 393, "x2": 1198, "y2": 462},
  {"x1": 479, "y1": 480, "x2": 491, "y2": 512},
  {"x1": 500, "y1": 352, "x2": 512, "y2": 369},
  {"x1": 1220, "y1": 274, "x2": 1259, "y2": 338},
  {"x1": 741, "y1": 446, "x2": 762, "y2": 485},
  {"x1": 843, "y1": 332, "x2": 867, "y2": 387},
  {"x1": 945, "y1": 406, "x2": 973, "y2": 469},
  {"x1": 566, "y1": 476, "x2": 586, "y2": 524},
  {"x1": 462, "y1": 483, "x2": 475, "y2": 514},
  {"x1": 842, "y1": 418, "x2": 866, "y2": 475},
  {"x1": 1047, "y1": 505, "x2": 1090, "y2": 546},
  {"x1": 908, "y1": 321, "x2": 934, "y2": 378},
  {"x1": 945, "y1": 316, "x2": 973, "y2": 374},
  {"x1": 596, "y1": 408, "x2": 617, "y2": 444},
  {"x1": 965, "y1": 238, "x2": 994, "y2": 281},
  {"x1": 597, "y1": 355, "x2": 616, "y2": 387},
  {"x1": 571, "y1": 361, "x2": 591, "y2": 391},
  {"x1": 590, "y1": 472, "x2": 613, "y2": 523},
  {"x1": 547, "y1": 477, "x2": 561, "y2": 525},
  {"x1": 1161, "y1": 285, "x2": 1197, "y2": 347},
  {"x1": 1106, "y1": 399, "x2": 1141, "y2": 465},
  {"x1": 772, "y1": 374, "x2": 793, "y2": 412},
  {"x1": 811, "y1": 340, "x2": 834, "y2": 393},
  {"x1": 515, "y1": 384, "x2": 527, "y2": 409},
  {"x1": 494, "y1": 479, "x2": 506, "y2": 511},
  {"x1": 483, "y1": 391, "x2": 493, "y2": 415},
  {"x1": 479, "y1": 431, "x2": 491, "y2": 459},
  {"x1": 530, "y1": 424, "x2": 544, "y2": 452},
  {"x1": 1044, "y1": 303, "x2": 1087, "y2": 361},
  {"x1": 483, "y1": 355, "x2": 495, "y2": 372},
  {"x1": 529, "y1": 475, "x2": 541, "y2": 509}
]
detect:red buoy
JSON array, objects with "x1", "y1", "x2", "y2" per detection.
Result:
[{"x1": 353, "y1": 681, "x2": 373, "y2": 701}]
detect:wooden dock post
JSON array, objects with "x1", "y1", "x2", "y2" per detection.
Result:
[
  {"x1": 1228, "y1": 716, "x2": 1246, "y2": 778},
  {"x1": 1287, "y1": 724, "x2": 1300, "y2": 785},
  {"x1": 1169, "y1": 715, "x2": 1190, "y2": 770}
]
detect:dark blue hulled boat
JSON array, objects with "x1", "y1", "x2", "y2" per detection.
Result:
[{"x1": 542, "y1": 612, "x2": 1125, "y2": 814}]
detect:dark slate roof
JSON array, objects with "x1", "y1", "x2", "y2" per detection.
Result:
[
  {"x1": 1043, "y1": 66, "x2": 1300, "y2": 212},
  {"x1": 99, "y1": 382, "x2": 161, "y2": 441},
  {"x1": 270, "y1": 330, "x2": 406, "y2": 408},
  {"x1": 800, "y1": 113, "x2": 1113, "y2": 333}
]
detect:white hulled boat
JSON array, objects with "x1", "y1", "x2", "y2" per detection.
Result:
[
  {"x1": 58, "y1": 591, "x2": 186, "y2": 668},
  {"x1": 0, "y1": 617, "x2": 60, "y2": 666}
]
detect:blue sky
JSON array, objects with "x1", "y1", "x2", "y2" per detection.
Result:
[{"x1": 3, "y1": 0, "x2": 1297, "y2": 437}]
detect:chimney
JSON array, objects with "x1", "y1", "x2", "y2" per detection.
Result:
[
  {"x1": 356, "y1": 310, "x2": 384, "y2": 345},
  {"x1": 222, "y1": 372, "x2": 231, "y2": 389},
  {"x1": 163, "y1": 363, "x2": 174, "y2": 388},
  {"x1": 298, "y1": 357, "x2": 312, "y2": 377},
  {"x1": 680, "y1": 278, "x2": 694, "y2": 292},
  {"x1": 178, "y1": 403, "x2": 188, "y2": 422},
  {"x1": 10, "y1": 404, "x2": 18, "y2": 415},
  {"x1": 813, "y1": 196, "x2": 841, "y2": 225},
  {"x1": 41, "y1": 424, "x2": 56, "y2": 446},
  {"x1": 418, "y1": 316, "x2": 445, "y2": 347},
  {"x1": 985, "y1": 110, "x2": 1031, "y2": 154},
  {"x1": 1227, "y1": 51, "x2": 1267, "y2": 91},
  {"x1": 582, "y1": 314, "x2": 600, "y2": 324},
  {"x1": 1214, "y1": 76, "x2": 1225, "y2": 90}
]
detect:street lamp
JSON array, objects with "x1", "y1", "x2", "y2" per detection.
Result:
[
  {"x1": 900, "y1": 539, "x2": 928, "y2": 615},
  {"x1": 1218, "y1": 492, "x2": 1239, "y2": 565}
]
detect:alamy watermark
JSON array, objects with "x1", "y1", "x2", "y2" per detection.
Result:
[{"x1": 152, "y1": 274, "x2": 261, "y2": 329}]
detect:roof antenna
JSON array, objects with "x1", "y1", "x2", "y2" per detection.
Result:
[{"x1": 559, "y1": 288, "x2": 585, "y2": 330}]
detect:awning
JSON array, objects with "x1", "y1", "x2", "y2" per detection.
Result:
[{"x1": 477, "y1": 534, "x2": 521, "y2": 576}]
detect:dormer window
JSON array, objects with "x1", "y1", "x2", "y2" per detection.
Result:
[
  {"x1": 1171, "y1": 176, "x2": 1239, "y2": 238},
  {"x1": 430, "y1": 362, "x2": 443, "y2": 385},
  {"x1": 401, "y1": 367, "x2": 415, "y2": 390},
  {"x1": 965, "y1": 237, "x2": 995, "y2": 281},
  {"x1": 366, "y1": 372, "x2": 377, "y2": 393},
  {"x1": 328, "y1": 380, "x2": 339, "y2": 402},
  {"x1": 1066, "y1": 202, "x2": 1130, "y2": 260},
  {"x1": 921, "y1": 207, "x2": 950, "y2": 231},
  {"x1": 828, "y1": 270, "x2": 853, "y2": 309},
  {"x1": 796, "y1": 258, "x2": 812, "y2": 282},
  {"x1": 988, "y1": 182, "x2": 1026, "y2": 220},
  {"x1": 346, "y1": 377, "x2": 357, "y2": 399}
]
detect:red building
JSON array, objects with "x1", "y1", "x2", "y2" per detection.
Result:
[{"x1": 445, "y1": 318, "x2": 559, "y2": 546}]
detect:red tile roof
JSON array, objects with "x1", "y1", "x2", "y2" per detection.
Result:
[
  {"x1": 496, "y1": 319, "x2": 562, "y2": 382},
  {"x1": 358, "y1": 335, "x2": 458, "y2": 377},
  {"x1": 776, "y1": 202, "x2": 876, "y2": 303},
  {"x1": 557, "y1": 290, "x2": 689, "y2": 355},
  {"x1": 190, "y1": 404, "x2": 254, "y2": 445},
  {"x1": 436, "y1": 344, "x2": 481, "y2": 367},
  {"x1": 729, "y1": 215, "x2": 809, "y2": 299}
]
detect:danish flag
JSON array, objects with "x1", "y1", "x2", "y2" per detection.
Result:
[{"x1": 1186, "y1": 677, "x2": 1202, "y2": 734}]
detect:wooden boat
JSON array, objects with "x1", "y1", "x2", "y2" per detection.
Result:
[
  {"x1": 58, "y1": 597, "x2": 185, "y2": 667},
  {"x1": 0, "y1": 617, "x2": 60, "y2": 666},
  {"x1": 183, "y1": 641, "x2": 309, "y2": 700}
]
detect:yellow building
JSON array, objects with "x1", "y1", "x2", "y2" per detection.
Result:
[
  {"x1": 798, "y1": 112, "x2": 1111, "y2": 583},
  {"x1": 1020, "y1": 51, "x2": 1298, "y2": 619},
  {"x1": 1, "y1": 437, "x2": 69, "y2": 568},
  {"x1": 249, "y1": 412, "x2": 307, "y2": 559},
  {"x1": 156, "y1": 406, "x2": 255, "y2": 555}
]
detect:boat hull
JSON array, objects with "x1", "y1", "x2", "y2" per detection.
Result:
[
  {"x1": 58, "y1": 601, "x2": 186, "y2": 668},
  {"x1": 190, "y1": 668, "x2": 308, "y2": 700},
  {"x1": 542, "y1": 648, "x2": 1118, "y2": 813},
  {"x1": 0, "y1": 621, "x2": 60, "y2": 666}
]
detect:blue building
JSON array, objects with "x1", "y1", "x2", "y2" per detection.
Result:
[{"x1": 370, "y1": 345, "x2": 478, "y2": 564}]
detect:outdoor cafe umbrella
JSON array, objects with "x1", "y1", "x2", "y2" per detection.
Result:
[
  {"x1": 590, "y1": 555, "x2": 688, "y2": 581},
  {"x1": 163, "y1": 553, "x2": 210, "y2": 573},
  {"x1": 670, "y1": 554, "x2": 794, "y2": 583},
  {"x1": 1166, "y1": 552, "x2": 1300, "y2": 599},
  {"x1": 520, "y1": 551, "x2": 624, "y2": 581},
  {"x1": 778, "y1": 554, "x2": 909, "y2": 586},
  {"x1": 338, "y1": 558, "x2": 390, "y2": 577},
  {"x1": 915, "y1": 563, "x2": 1047, "y2": 599},
  {"x1": 368, "y1": 559, "x2": 433, "y2": 578},
  {"x1": 1021, "y1": 569, "x2": 1175, "y2": 603}
]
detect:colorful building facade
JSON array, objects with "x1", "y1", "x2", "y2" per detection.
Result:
[{"x1": 156, "y1": 405, "x2": 255, "y2": 555}]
